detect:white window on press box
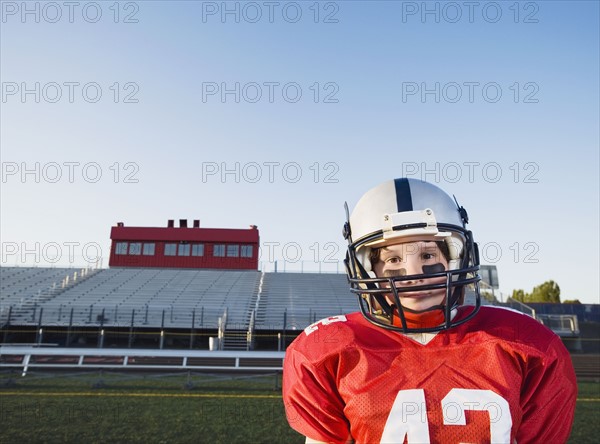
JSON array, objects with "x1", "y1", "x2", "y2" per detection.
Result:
[
  {"x1": 213, "y1": 244, "x2": 225, "y2": 257},
  {"x1": 192, "y1": 244, "x2": 204, "y2": 256},
  {"x1": 164, "y1": 244, "x2": 177, "y2": 256},
  {"x1": 129, "y1": 243, "x2": 142, "y2": 255},
  {"x1": 227, "y1": 245, "x2": 240, "y2": 257},
  {"x1": 241, "y1": 245, "x2": 253, "y2": 258}
]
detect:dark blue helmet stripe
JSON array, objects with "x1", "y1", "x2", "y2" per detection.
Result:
[{"x1": 394, "y1": 178, "x2": 413, "y2": 212}]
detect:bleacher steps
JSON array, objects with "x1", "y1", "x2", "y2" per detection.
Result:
[
  {"x1": 571, "y1": 354, "x2": 600, "y2": 380},
  {"x1": 222, "y1": 329, "x2": 248, "y2": 351}
]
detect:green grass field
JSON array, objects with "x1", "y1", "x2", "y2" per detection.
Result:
[{"x1": 0, "y1": 371, "x2": 598, "y2": 443}]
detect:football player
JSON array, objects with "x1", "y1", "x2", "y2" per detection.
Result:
[{"x1": 283, "y1": 178, "x2": 577, "y2": 443}]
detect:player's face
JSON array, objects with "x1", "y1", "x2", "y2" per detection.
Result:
[{"x1": 372, "y1": 241, "x2": 449, "y2": 312}]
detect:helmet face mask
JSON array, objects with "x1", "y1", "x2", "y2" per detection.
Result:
[{"x1": 344, "y1": 178, "x2": 481, "y2": 333}]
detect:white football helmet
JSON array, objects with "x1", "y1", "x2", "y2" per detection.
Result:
[{"x1": 343, "y1": 178, "x2": 481, "y2": 333}]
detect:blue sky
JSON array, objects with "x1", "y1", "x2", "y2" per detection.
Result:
[{"x1": 1, "y1": 1, "x2": 599, "y2": 304}]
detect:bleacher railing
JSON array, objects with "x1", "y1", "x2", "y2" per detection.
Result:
[
  {"x1": 2, "y1": 303, "x2": 340, "y2": 331},
  {"x1": 504, "y1": 297, "x2": 537, "y2": 318},
  {"x1": 217, "y1": 308, "x2": 228, "y2": 350},
  {"x1": 537, "y1": 314, "x2": 580, "y2": 336},
  {"x1": 1, "y1": 303, "x2": 230, "y2": 329},
  {"x1": 247, "y1": 309, "x2": 256, "y2": 351}
]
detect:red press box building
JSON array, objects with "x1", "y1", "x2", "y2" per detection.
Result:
[{"x1": 108, "y1": 219, "x2": 259, "y2": 270}]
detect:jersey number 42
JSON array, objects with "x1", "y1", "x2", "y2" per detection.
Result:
[{"x1": 380, "y1": 388, "x2": 512, "y2": 443}]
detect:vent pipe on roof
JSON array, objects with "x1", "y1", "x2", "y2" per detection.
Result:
[
  {"x1": 168, "y1": 220, "x2": 174, "y2": 228},
  {"x1": 193, "y1": 219, "x2": 200, "y2": 228},
  {"x1": 117, "y1": 222, "x2": 124, "y2": 227},
  {"x1": 179, "y1": 219, "x2": 188, "y2": 228}
]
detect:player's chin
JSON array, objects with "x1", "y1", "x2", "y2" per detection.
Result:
[{"x1": 399, "y1": 293, "x2": 445, "y2": 312}]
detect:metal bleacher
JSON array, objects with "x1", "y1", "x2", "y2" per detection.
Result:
[
  {"x1": 0, "y1": 266, "x2": 93, "y2": 325},
  {"x1": 1, "y1": 267, "x2": 261, "y2": 330},
  {"x1": 1, "y1": 266, "x2": 590, "y2": 354},
  {"x1": 2, "y1": 266, "x2": 598, "y2": 376},
  {"x1": 254, "y1": 272, "x2": 356, "y2": 331},
  {"x1": 1, "y1": 267, "x2": 494, "y2": 333},
  {"x1": 0, "y1": 267, "x2": 77, "y2": 307}
]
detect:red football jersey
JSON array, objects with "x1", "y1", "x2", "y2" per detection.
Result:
[{"x1": 283, "y1": 306, "x2": 577, "y2": 444}]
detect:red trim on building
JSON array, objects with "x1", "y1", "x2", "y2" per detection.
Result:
[{"x1": 108, "y1": 221, "x2": 259, "y2": 270}]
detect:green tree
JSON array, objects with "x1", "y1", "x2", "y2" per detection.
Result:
[
  {"x1": 481, "y1": 291, "x2": 498, "y2": 303},
  {"x1": 511, "y1": 289, "x2": 527, "y2": 303},
  {"x1": 563, "y1": 299, "x2": 581, "y2": 304},
  {"x1": 529, "y1": 280, "x2": 561, "y2": 303}
]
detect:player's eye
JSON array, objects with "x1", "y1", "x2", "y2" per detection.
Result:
[
  {"x1": 422, "y1": 252, "x2": 436, "y2": 260},
  {"x1": 385, "y1": 256, "x2": 402, "y2": 264}
]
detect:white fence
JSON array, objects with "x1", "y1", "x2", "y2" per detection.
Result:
[{"x1": 0, "y1": 346, "x2": 285, "y2": 376}]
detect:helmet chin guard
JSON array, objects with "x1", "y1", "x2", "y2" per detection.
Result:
[{"x1": 343, "y1": 178, "x2": 481, "y2": 333}]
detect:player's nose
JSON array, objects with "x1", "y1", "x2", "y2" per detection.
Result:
[{"x1": 396, "y1": 261, "x2": 423, "y2": 284}]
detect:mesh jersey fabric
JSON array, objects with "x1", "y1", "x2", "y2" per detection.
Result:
[{"x1": 283, "y1": 306, "x2": 577, "y2": 444}]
